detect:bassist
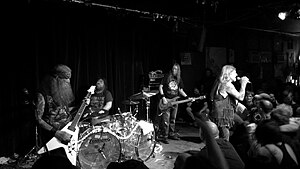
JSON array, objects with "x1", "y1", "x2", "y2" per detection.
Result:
[{"x1": 155, "y1": 63, "x2": 189, "y2": 144}]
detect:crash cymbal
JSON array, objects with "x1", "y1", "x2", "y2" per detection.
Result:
[
  {"x1": 129, "y1": 90, "x2": 159, "y2": 100},
  {"x1": 122, "y1": 100, "x2": 140, "y2": 105},
  {"x1": 129, "y1": 92, "x2": 147, "y2": 100}
]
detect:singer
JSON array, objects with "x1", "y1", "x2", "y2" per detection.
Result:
[{"x1": 209, "y1": 65, "x2": 249, "y2": 141}]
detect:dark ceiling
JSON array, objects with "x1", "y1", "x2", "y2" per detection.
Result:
[{"x1": 29, "y1": 0, "x2": 300, "y2": 36}]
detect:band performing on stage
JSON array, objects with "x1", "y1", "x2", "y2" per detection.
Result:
[{"x1": 11, "y1": 64, "x2": 300, "y2": 169}]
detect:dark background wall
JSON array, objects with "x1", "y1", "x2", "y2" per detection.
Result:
[{"x1": 0, "y1": 0, "x2": 299, "y2": 156}]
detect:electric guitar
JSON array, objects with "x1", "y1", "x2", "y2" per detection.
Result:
[
  {"x1": 158, "y1": 95, "x2": 206, "y2": 111},
  {"x1": 37, "y1": 85, "x2": 96, "y2": 166}
]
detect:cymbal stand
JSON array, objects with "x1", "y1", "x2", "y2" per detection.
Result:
[{"x1": 145, "y1": 97, "x2": 150, "y2": 122}]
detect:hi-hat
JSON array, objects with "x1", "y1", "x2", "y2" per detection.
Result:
[{"x1": 122, "y1": 100, "x2": 140, "y2": 105}]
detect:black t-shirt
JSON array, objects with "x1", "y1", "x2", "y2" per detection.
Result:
[
  {"x1": 161, "y1": 74, "x2": 184, "y2": 99},
  {"x1": 85, "y1": 90, "x2": 113, "y2": 115}
]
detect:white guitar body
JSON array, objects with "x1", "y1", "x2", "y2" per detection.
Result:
[{"x1": 37, "y1": 123, "x2": 79, "y2": 166}]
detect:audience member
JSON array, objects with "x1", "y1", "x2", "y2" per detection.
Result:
[
  {"x1": 243, "y1": 91, "x2": 255, "y2": 111},
  {"x1": 200, "y1": 68, "x2": 216, "y2": 97},
  {"x1": 174, "y1": 119, "x2": 244, "y2": 169},
  {"x1": 185, "y1": 84, "x2": 209, "y2": 126},
  {"x1": 247, "y1": 119, "x2": 299, "y2": 169},
  {"x1": 271, "y1": 108, "x2": 300, "y2": 141}
]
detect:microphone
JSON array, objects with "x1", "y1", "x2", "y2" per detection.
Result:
[{"x1": 237, "y1": 77, "x2": 251, "y2": 83}]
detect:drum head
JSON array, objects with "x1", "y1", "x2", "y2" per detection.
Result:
[
  {"x1": 78, "y1": 130, "x2": 121, "y2": 169},
  {"x1": 120, "y1": 121, "x2": 156, "y2": 162}
]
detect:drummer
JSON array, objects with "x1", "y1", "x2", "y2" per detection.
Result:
[{"x1": 83, "y1": 77, "x2": 113, "y2": 125}]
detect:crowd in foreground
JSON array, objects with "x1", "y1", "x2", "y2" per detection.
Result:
[{"x1": 174, "y1": 80, "x2": 300, "y2": 169}]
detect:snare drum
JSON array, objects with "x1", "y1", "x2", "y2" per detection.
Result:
[{"x1": 91, "y1": 115, "x2": 112, "y2": 126}]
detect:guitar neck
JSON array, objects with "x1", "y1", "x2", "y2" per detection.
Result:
[
  {"x1": 68, "y1": 93, "x2": 92, "y2": 132},
  {"x1": 171, "y1": 99, "x2": 192, "y2": 105},
  {"x1": 171, "y1": 96, "x2": 205, "y2": 106}
]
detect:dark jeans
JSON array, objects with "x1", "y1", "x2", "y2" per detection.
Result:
[{"x1": 156, "y1": 104, "x2": 178, "y2": 138}]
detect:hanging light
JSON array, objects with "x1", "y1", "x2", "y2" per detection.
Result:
[
  {"x1": 278, "y1": 3, "x2": 300, "y2": 20},
  {"x1": 278, "y1": 11, "x2": 288, "y2": 20}
]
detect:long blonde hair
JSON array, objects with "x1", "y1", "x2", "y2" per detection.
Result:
[
  {"x1": 168, "y1": 63, "x2": 181, "y2": 83},
  {"x1": 219, "y1": 65, "x2": 236, "y2": 84}
]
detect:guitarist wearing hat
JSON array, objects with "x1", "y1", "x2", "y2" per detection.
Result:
[
  {"x1": 156, "y1": 63, "x2": 189, "y2": 144},
  {"x1": 34, "y1": 64, "x2": 94, "y2": 168}
]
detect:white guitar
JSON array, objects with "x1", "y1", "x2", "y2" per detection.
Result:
[{"x1": 37, "y1": 85, "x2": 96, "y2": 166}]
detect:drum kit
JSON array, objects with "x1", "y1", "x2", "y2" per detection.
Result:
[
  {"x1": 77, "y1": 92, "x2": 157, "y2": 169},
  {"x1": 16, "y1": 90, "x2": 158, "y2": 169}
]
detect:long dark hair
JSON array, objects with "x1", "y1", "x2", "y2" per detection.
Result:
[{"x1": 95, "y1": 77, "x2": 108, "y2": 92}]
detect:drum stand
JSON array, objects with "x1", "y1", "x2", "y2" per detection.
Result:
[{"x1": 144, "y1": 97, "x2": 150, "y2": 122}]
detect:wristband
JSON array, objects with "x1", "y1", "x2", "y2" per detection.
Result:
[
  {"x1": 99, "y1": 109, "x2": 107, "y2": 114},
  {"x1": 50, "y1": 127, "x2": 57, "y2": 136}
]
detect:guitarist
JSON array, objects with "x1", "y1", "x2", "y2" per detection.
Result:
[
  {"x1": 156, "y1": 63, "x2": 189, "y2": 144},
  {"x1": 34, "y1": 64, "x2": 80, "y2": 168}
]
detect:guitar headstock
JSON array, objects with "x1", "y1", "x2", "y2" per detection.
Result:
[
  {"x1": 88, "y1": 85, "x2": 96, "y2": 94},
  {"x1": 191, "y1": 95, "x2": 206, "y2": 102}
]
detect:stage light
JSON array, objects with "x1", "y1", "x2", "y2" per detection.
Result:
[
  {"x1": 278, "y1": 3, "x2": 300, "y2": 20},
  {"x1": 278, "y1": 11, "x2": 288, "y2": 20}
]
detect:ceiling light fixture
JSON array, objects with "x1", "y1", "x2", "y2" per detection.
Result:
[{"x1": 278, "y1": 3, "x2": 300, "y2": 20}]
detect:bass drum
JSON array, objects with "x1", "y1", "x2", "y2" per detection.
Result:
[
  {"x1": 120, "y1": 120, "x2": 156, "y2": 162},
  {"x1": 78, "y1": 128, "x2": 121, "y2": 169}
]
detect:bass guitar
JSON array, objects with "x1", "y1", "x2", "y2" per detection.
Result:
[
  {"x1": 37, "y1": 85, "x2": 96, "y2": 166},
  {"x1": 158, "y1": 95, "x2": 206, "y2": 111}
]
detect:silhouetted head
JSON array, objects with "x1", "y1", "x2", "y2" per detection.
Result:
[
  {"x1": 270, "y1": 108, "x2": 290, "y2": 125},
  {"x1": 255, "y1": 119, "x2": 282, "y2": 145},
  {"x1": 199, "y1": 121, "x2": 219, "y2": 141}
]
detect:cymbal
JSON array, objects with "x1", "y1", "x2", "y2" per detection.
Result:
[
  {"x1": 129, "y1": 92, "x2": 147, "y2": 100},
  {"x1": 129, "y1": 90, "x2": 159, "y2": 100},
  {"x1": 122, "y1": 100, "x2": 140, "y2": 105}
]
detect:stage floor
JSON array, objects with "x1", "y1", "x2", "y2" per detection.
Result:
[{"x1": 144, "y1": 121, "x2": 203, "y2": 169}]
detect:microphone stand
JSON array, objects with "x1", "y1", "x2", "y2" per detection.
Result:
[{"x1": 17, "y1": 125, "x2": 39, "y2": 167}]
